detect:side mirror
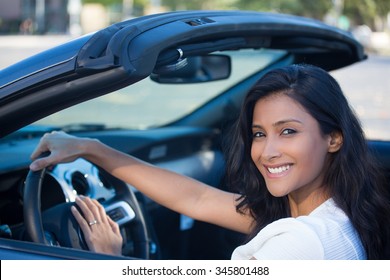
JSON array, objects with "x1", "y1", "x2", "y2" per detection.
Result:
[{"x1": 150, "y1": 55, "x2": 231, "y2": 84}]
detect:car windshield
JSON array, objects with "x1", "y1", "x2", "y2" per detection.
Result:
[
  {"x1": 32, "y1": 49, "x2": 287, "y2": 130},
  {"x1": 9, "y1": 48, "x2": 390, "y2": 142}
]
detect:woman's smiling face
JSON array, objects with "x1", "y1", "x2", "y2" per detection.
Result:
[{"x1": 251, "y1": 93, "x2": 334, "y2": 200}]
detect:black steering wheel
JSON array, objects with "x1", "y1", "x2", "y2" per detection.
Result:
[{"x1": 23, "y1": 159, "x2": 150, "y2": 259}]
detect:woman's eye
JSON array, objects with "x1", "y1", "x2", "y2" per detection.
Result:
[
  {"x1": 281, "y1": 128, "x2": 296, "y2": 135},
  {"x1": 253, "y1": 131, "x2": 265, "y2": 138}
]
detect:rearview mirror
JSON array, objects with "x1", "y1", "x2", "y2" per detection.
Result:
[{"x1": 150, "y1": 55, "x2": 231, "y2": 84}]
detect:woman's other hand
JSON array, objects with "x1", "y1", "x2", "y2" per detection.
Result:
[{"x1": 71, "y1": 196, "x2": 123, "y2": 256}]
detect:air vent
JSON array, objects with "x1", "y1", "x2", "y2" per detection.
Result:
[
  {"x1": 71, "y1": 171, "x2": 89, "y2": 195},
  {"x1": 98, "y1": 170, "x2": 114, "y2": 190},
  {"x1": 185, "y1": 17, "x2": 215, "y2": 26}
]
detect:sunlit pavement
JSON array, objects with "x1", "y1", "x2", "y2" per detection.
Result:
[{"x1": 0, "y1": 35, "x2": 74, "y2": 69}]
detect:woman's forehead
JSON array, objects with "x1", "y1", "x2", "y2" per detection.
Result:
[{"x1": 252, "y1": 94, "x2": 314, "y2": 126}]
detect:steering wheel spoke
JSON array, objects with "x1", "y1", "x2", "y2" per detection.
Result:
[{"x1": 105, "y1": 201, "x2": 136, "y2": 226}]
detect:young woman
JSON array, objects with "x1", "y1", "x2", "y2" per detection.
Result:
[{"x1": 29, "y1": 64, "x2": 390, "y2": 259}]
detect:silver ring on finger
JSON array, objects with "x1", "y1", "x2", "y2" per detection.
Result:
[{"x1": 88, "y1": 219, "x2": 98, "y2": 226}]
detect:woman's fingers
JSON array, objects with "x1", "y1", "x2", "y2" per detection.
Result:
[
  {"x1": 71, "y1": 196, "x2": 123, "y2": 255},
  {"x1": 29, "y1": 155, "x2": 55, "y2": 171},
  {"x1": 92, "y1": 198, "x2": 109, "y2": 224},
  {"x1": 107, "y1": 215, "x2": 121, "y2": 235},
  {"x1": 74, "y1": 196, "x2": 101, "y2": 226},
  {"x1": 30, "y1": 133, "x2": 50, "y2": 160},
  {"x1": 29, "y1": 135, "x2": 54, "y2": 171},
  {"x1": 71, "y1": 205, "x2": 91, "y2": 233},
  {"x1": 29, "y1": 131, "x2": 81, "y2": 171}
]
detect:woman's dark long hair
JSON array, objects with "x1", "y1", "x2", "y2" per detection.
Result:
[{"x1": 223, "y1": 64, "x2": 390, "y2": 259}]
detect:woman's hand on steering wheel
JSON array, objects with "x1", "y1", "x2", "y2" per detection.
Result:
[
  {"x1": 30, "y1": 131, "x2": 87, "y2": 171},
  {"x1": 71, "y1": 196, "x2": 123, "y2": 256}
]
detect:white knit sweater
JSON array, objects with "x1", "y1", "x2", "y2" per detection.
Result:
[{"x1": 231, "y1": 199, "x2": 366, "y2": 260}]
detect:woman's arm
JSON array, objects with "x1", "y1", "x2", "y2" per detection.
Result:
[{"x1": 30, "y1": 131, "x2": 253, "y2": 234}]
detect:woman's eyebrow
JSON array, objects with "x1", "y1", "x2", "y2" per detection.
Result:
[
  {"x1": 251, "y1": 124, "x2": 263, "y2": 130},
  {"x1": 252, "y1": 119, "x2": 303, "y2": 129},
  {"x1": 273, "y1": 119, "x2": 303, "y2": 127}
]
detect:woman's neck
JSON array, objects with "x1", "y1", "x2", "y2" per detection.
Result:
[{"x1": 288, "y1": 188, "x2": 330, "y2": 217}]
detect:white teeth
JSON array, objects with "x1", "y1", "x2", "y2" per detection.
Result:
[{"x1": 267, "y1": 165, "x2": 290, "y2": 174}]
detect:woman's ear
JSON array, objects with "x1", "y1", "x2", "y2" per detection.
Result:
[{"x1": 328, "y1": 131, "x2": 343, "y2": 153}]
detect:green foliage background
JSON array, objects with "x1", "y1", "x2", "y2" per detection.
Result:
[{"x1": 83, "y1": 0, "x2": 390, "y2": 30}]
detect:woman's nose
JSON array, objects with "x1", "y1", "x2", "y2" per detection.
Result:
[{"x1": 262, "y1": 138, "x2": 282, "y2": 161}]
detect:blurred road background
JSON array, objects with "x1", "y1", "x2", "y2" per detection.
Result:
[{"x1": 0, "y1": 0, "x2": 389, "y2": 140}]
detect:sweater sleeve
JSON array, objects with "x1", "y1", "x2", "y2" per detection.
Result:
[{"x1": 231, "y1": 218, "x2": 324, "y2": 260}]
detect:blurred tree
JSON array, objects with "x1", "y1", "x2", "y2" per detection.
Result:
[
  {"x1": 82, "y1": 0, "x2": 148, "y2": 17},
  {"x1": 161, "y1": 0, "x2": 235, "y2": 10},
  {"x1": 83, "y1": 0, "x2": 120, "y2": 5},
  {"x1": 82, "y1": 0, "x2": 390, "y2": 30},
  {"x1": 344, "y1": 0, "x2": 375, "y2": 27},
  {"x1": 82, "y1": 0, "x2": 148, "y2": 10},
  {"x1": 376, "y1": 0, "x2": 390, "y2": 17},
  {"x1": 344, "y1": 0, "x2": 390, "y2": 30},
  {"x1": 233, "y1": 0, "x2": 332, "y2": 20},
  {"x1": 233, "y1": 0, "x2": 389, "y2": 30}
]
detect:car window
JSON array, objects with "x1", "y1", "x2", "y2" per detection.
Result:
[
  {"x1": 33, "y1": 49, "x2": 287, "y2": 129},
  {"x1": 28, "y1": 49, "x2": 390, "y2": 142}
]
